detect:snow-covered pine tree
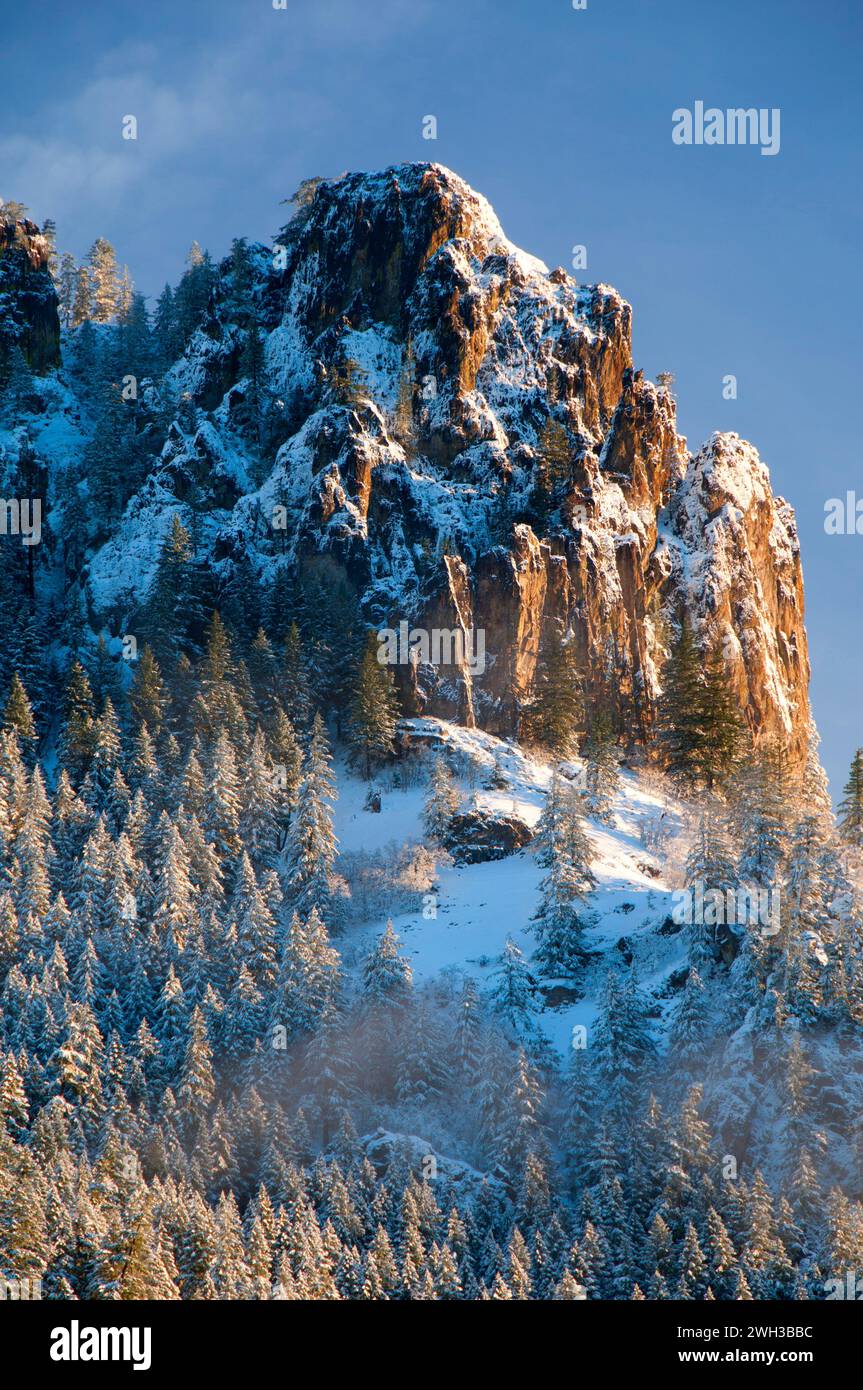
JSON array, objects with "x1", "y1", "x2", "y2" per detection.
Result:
[
  {"x1": 839, "y1": 749, "x2": 863, "y2": 851},
  {"x1": 87, "y1": 237, "x2": 121, "y2": 322},
  {"x1": 279, "y1": 622, "x2": 312, "y2": 732},
  {"x1": 348, "y1": 631, "x2": 400, "y2": 779},
  {"x1": 684, "y1": 810, "x2": 738, "y2": 970},
  {"x1": 60, "y1": 661, "x2": 96, "y2": 782},
  {"x1": 582, "y1": 710, "x2": 620, "y2": 823},
  {"x1": 230, "y1": 851, "x2": 277, "y2": 991},
  {"x1": 238, "y1": 727, "x2": 278, "y2": 865},
  {"x1": 531, "y1": 772, "x2": 596, "y2": 976},
  {"x1": 423, "y1": 752, "x2": 460, "y2": 845},
  {"x1": 734, "y1": 739, "x2": 794, "y2": 888},
  {"x1": 204, "y1": 730, "x2": 242, "y2": 867},
  {"x1": 489, "y1": 937, "x2": 537, "y2": 1039},
  {"x1": 3, "y1": 673, "x2": 37, "y2": 758},
  {"x1": 362, "y1": 920, "x2": 413, "y2": 1008},
  {"x1": 285, "y1": 713, "x2": 338, "y2": 926},
  {"x1": 128, "y1": 645, "x2": 167, "y2": 736},
  {"x1": 593, "y1": 969, "x2": 656, "y2": 1137}
]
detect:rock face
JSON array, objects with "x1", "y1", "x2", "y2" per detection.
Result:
[
  {"x1": 0, "y1": 217, "x2": 61, "y2": 373},
  {"x1": 85, "y1": 162, "x2": 811, "y2": 762},
  {"x1": 443, "y1": 809, "x2": 533, "y2": 865}
]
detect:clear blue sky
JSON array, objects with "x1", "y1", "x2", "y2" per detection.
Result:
[{"x1": 1, "y1": 0, "x2": 860, "y2": 796}]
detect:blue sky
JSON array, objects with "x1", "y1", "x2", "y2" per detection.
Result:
[{"x1": 1, "y1": 0, "x2": 860, "y2": 795}]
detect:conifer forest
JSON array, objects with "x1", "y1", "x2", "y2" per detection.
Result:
[{"x1": 0, "y1": 2, "x2": 861, "y2": 1345}]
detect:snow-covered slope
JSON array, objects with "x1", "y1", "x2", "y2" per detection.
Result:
[{"x1": 334, "y1": 717, "x2": 686, "y2": 1057}]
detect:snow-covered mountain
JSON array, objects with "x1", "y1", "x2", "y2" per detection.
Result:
[
  {"x1": 3, "y1": 170, "x2": 863, "y2": 1305},
  {"x1": 3, "y1": 163, "x2": 811, "y2": 762}
]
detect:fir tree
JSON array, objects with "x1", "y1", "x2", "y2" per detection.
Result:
[
  {"x1": 285, "y1": 714, "x2": 338, "y2": 925},
  {"x1": 348, "y1": 631, "x2": 400, "y2": 779},
  {"x1": 129, "y1": 645, "x2": 168, "y2": 735},
  {"x1": 87, "y1": 238, "x2": 121, "y2": 322},
  {"x1": 489, "y1": 937, "x2": 537, "y2": 1038},
  {"x1": 838, "y1": 749, "x2": 863, "y2": 850},
  {"x1": 362, "y1": 921, "x2": 412, "y2": 1008},
  {"x1": 524, "y1": 624, "x2": 582, "y2": 758},
  {"x1": 582, "y1": 710, "x2": 619, "y2": 823},
  {"x1": 423, "y1": 753, "x2": 460, "y2": 845},
  {"x1": 3, "y1": 673, "x2": 36, "y2": 753},
  {"x1": 60, "y1": 661, "x2": 96, "y2": 782},
  {"x1": 658, "y1": 620, "x2": 744, "y2": 791}
]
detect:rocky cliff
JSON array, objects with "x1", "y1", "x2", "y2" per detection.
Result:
[
  {"x1": 79, "y1": 163, "x2": 810, "y2": 760},
  {"x1": 0, "y1": 215, "x2": 61, "y2": 373}
]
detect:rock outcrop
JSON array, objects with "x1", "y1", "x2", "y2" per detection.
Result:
[
  {"x1": 0, "y1": 216, "x2": 61, "y2": 373},
  {"x1": 83, "y1": 163, "x2": 811, "y2": 762},
  {"x1": 443, "y1": 809, "x2": 533, "y2": 864}
]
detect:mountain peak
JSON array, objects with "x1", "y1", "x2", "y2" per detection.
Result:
[{"x1": 5, "y1": 163, "x2": 810, "y2": 767}]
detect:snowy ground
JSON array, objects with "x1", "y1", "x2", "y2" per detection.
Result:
[{"x1": 334, "y1": 718, "x2": 689, "y2": 1058}]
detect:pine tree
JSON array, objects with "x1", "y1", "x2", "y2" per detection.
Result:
[
  {"x1": 152, "y1": 813, "x2": 198, "y2": 938},
  {"x1": 3, "y1": 673, "x2": 36, "y2": 752},
  {"x1": 362, "y1": 921, "x2": 413, "y2": 1007},
  {"x1": 348, "y1": 631, "x2": 400, "y2": 779},
  {"x1": 582, "y1": 710, "x2": 619, "y2": 822},
  {"x1": 204, "y1": 730, "x2": 242, "y2": 865},
  {"x1": 60, "y1": 662, "x2": 96, "y2": 782},
  {"x1": 268, "y1": 707, "x2": 302, "y2": 850},
  {"x1": 684, "y1": 809, "x2": 738, "y2": 969},
  {"x1": 148, "y1": 515, "x2": 199, "y2": 658},
  {"x1": 497, "y1": 1050, "x2": 546, "y2": 1175},
  {"x1": 286, "y1": 713, "x2": 338, "y2": 925},
  {"x1": 57, "y1": 252, "x2": 78, "y2": 328},
  {"x1": 87, "y1": 237, "x2": 121, "y2": 322},
  {"x1": 231, "y1": 851, "x2": 277, "y2": 990},
  {"x1": 839, "y1": 749, "x2": 863, "y2": 850},
  {"x1": 524, "y1": 625, "x2": 582, "y2": 758},
  {"x1": 0, "y1": 1049, "x2": 29, "y2": 1137},
  {"x1": 699, "y1": 639, "x2": 746, "y2": 790},
  {"x1": 1, "y1": 347, "x2": 34, "y2": 420},
  {"x1": 248, "y1": 627, "x2": 277, "y2": 712},
  {"x1": 781, "y1": 816, "x2": 829, "y2": 1020},
  {"x1": 489, "y1": 937, "x2": 537, "y2": 1038},
  {"x1": 279, "y1": 623, "x2": 312, "y2": 731},
  {"x1": 593, "y1": 970, "x2": 656, "y2": 1134},
  {"x1": 88, "y1": 697, "x2": 123, "y2": 803},
  {"x1": 177, "y1": 1005, "x2": 215, "y2": 1137},
  {"x1": 669, "y1": 968, "x2": 707, "y2": 1064},
  {"x1": 735, "y1": 740, "x2": 794, "y2": 888},
  {"x1": 129, "y1": 645, "x2": 167, "y2": 735},
  {"x1": 532, "y1": 775, "x2": 596, "y2": 977},
  {"x1": 71, "y1": 265, "x2": 92, "y2": 326},
  {"x1": 423, "y1": 753, "x2": 460, "y2": 844},
  {"x1": 239, "y1": 727, "x2": 278, "y2": 865},
  {"x1": 153, "y1": 284, "x2": 182, "y2": 367},
  {"x1": 658, "y1": 619, "x2": 744, "y2": 791}
]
